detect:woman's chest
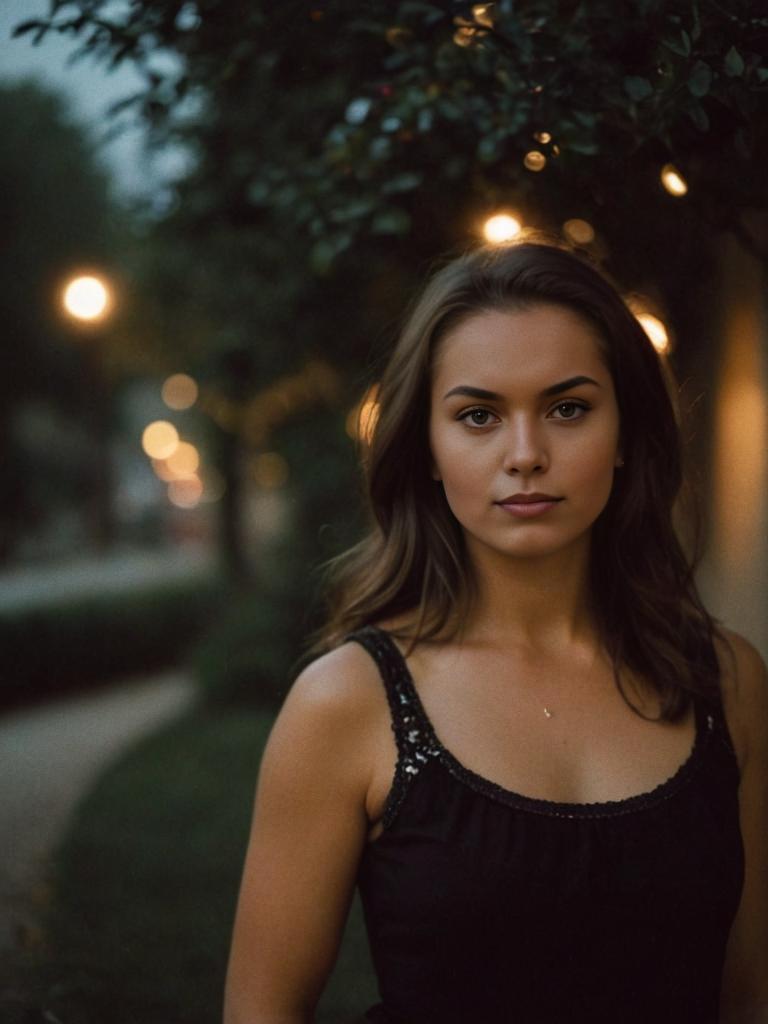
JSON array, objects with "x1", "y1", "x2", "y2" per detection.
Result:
[{"x1": 366, "y1": 645, "x2": 698, "y2": 826}]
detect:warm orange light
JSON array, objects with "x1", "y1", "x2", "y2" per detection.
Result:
[
  {"x1": 534, "y1": 131, "x2": 552, "y2": 144},
  {"x1": 472, "y1": 4, "x2": 494, "y2": 28},
  {"x1": 151, "y1": 458, "x2": 176, "y2": 482},
  {"x1": 563, "y1": 219, "x2": 595, "y2": 245},
  {"x1": 482, "y1": 213, "x2": 522, "y2": 244},
  {"x1": 636, "y1": 313, "x2": 670, "y2": 354},
  {"x1": 168, "y1": 476, "x2": 203, "y2": 509},
  {"x1": 142, "y1": 420, "x2": 179, "y2": 460},
  {"x1": 166, "y1": 441, "x2": 200, "y2": 478},
  {"x1": 524, "y1": 151, "x2": 547, "y2": 172},
  {"x1": 162, "y1": 373, "x2": 198, "y2": 410},
  {"x1": 661, "y1": 163, "x2": 688, "y2": 196},
  {"x1": 62, "y1": 275, "x2": 111, "y2": 321}
]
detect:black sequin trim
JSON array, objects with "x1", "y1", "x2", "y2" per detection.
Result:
[
  {"x1": 346, "y1": 625, "x2": 717, "y2": 825},
  {"x1": 347, "y1": 626, "x2": 441, "y2": 828}
]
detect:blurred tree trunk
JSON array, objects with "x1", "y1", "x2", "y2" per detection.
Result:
[{"x1": 215, "y1": 425, "x2": 251, "y2": 585}]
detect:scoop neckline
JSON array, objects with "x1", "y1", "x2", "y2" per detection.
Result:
[{"x1": 365, "y1": 624, "x2": 712, "y2": 820}]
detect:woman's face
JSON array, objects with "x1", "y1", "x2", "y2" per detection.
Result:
[{"x1": 428, "y1": 303, "x2": 622, "y2": 565}]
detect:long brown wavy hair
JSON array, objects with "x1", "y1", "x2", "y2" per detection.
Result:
[{"x1": 313, "y1": 237, "x2": 728, "y2": 720}]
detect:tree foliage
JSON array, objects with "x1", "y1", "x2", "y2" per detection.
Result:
[
  {"x1": 16, "y1": 0, "x2": 768, "y2": 269},
  {"x1": 0, "y1": 80, "x2": 120, "y2": 556}
]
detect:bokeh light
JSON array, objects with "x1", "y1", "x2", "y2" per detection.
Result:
[
  {"x1": 168, "y1": 476, "x2": 204, "y2": 509},
  {"x1": 534, "y1": 131, "x2": 552, "y2": 144},
  {"x1": 166, "y1": 441, "x2": 200, "y2": 478},
  {"x1": 661, "y1": 163, "x2": 688, "y2": 196},
  {"x1": 563, "y1": 219, "x2": 595, "y2": 245},
  {"x1": 142, "y1": 420, "x2": 179, "y2": 460},
  {"x1": 62, "y1": 275, "x2": 111, "y2": 321},
  {"x1": 524, "y1": 151, "x2": 547, "y2": 172},
  {"x1": 162, "y1": 373, "x2": 199, "y2": 410},
  {"x1": 636, "y1": 313, "x2": 670, "y2": 353},
  {"x1": 472, "y1": 4, "x2": 494, "y2": 27},
  {"x1": 482, "y1": 213, "x2": 522, "y2": 244}
]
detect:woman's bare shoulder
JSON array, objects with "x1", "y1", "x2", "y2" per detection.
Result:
[
  {"x1": 713, "y1": 625, "x2": 768, "y2": 772},
  {"x1": 286, "y1": 639, "x2": 387, "y2": 729}
]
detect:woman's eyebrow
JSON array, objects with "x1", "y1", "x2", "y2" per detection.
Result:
[{"x1": 443, "y1": 376, "x2": 602, "y2": 401}]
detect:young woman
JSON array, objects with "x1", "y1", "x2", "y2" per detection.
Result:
[{"x1": 223, "y1": 240, "x2": 768, "y2": 1023}]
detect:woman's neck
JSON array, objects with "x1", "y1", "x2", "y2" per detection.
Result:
[{"x1": 460, "y1": 536, "x2": 597, "y2": 653}]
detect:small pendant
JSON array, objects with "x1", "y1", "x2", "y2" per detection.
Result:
[{"x1": 543, "y1": 707, "x2": 553, "y2": 719}]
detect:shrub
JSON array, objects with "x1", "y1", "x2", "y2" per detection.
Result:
[{"x1": 0, "y1": 576, "x2": 224, "y2": 710}]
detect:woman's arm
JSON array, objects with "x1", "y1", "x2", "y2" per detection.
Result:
[
  {"x1": 223, "y1": 643, "x2": 382, "y2": 1024},
  {"x1": 717, "y1": 628, "x2": 768, "y2": 1024}
]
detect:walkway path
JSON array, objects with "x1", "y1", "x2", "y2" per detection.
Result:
[{"x1": 0, "y1": 671, "x2": 195, "y2": 951}]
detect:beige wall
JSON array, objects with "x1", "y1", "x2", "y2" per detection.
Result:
[{"x1": 697, "y1": 232, "x2": 768, "y2": 660}]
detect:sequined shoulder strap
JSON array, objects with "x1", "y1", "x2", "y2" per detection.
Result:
[{"x1": 345, "y1": 625, "x2": 441, "y2": 819}]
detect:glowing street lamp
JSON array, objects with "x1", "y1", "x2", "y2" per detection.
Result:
[
  {"x1": 59, "y1": 269, "x2": 116, "y2": 549},
  {"x1": 62, "y1": 274, "x2": 112, "y2": 322}
]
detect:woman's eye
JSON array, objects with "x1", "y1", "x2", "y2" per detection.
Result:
[
  {"x1": 458, "y1": 407, "x2": 496, "y2": 427},
  {"x1": 551, "y1": 401, "x2": 589, "y2": 420}
]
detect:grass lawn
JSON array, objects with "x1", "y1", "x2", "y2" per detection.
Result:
[{"x1": 2, "y1": 706, "x2": 378, "y2": 1023}]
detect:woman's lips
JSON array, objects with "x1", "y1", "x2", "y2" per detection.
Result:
[{"x1": 496, "y1": 498, "x2": 563, "y2": 518}]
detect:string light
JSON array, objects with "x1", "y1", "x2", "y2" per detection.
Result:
[
  {"x1": 524, "y1": 151, "x2": 547, "y2": 172},
  {"x1": 661, "y1": 163, "x2": 688, "y2": 196},
  {"x1": 472, "y1": 4, "x2": 495, "y2": 28},
  {"x1": 534, "y1": 131, "x2": 552, "y2": 144},
  {"x1": 637, "y1": 313, "x2": 670, "y2": 353},
  {"x1": 482, "y1": 213, "x2": 522, "y2": 244}
]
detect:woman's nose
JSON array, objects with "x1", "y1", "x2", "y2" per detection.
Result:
[{"x1": 501, "y1": 418, "x2": 548, "y2": 474}]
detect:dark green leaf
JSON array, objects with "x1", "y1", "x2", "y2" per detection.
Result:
[
  {"x1": 567, "y1": 139, "x2": 599, "y2": 155},
  {"x1": 687, "y1": 103, "x2": 709, "y2": 131},
  {"x1": 687, "y1": 60, "x2": 712, "y2": 98},
  {"x1": 724, "y1": 46, "x2": 745, "y2": 78},
  {"x1": 624, "y1": 76, "x2": 653, "y2": 101},
  {"x1": 381, "y1": 171, "x2": 423, "y2": 194},
  {"x1": 757, "y1": 68, "x2": 768, "y2": 83},
  {"x1": 371, "y1": 207, "x2": 412, "y2": 235},
  {"x1": 663, "y1": 30, "x2": 691, "y2": 57},
  {"x1": 690, "y1": 1, "x2": 701, "y2": 41},
  {"x1": 477, "y1": 135, "x2": 498, "y2": 162}
]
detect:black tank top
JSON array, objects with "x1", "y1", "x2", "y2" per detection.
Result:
[{"x1": 347, "y1": 625, "x2": 744, "y2": 1024}]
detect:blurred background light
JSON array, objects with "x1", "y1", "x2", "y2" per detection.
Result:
[
  {"x1": 162, "y1": 373, "x2": 198, "y2": 410},
  {"x1": 62, "y1": 274, "x2": 111, "y2": 322},
  {"x1": 636, "y1": 312, "x2": 670, "y2": 353},
  {"x1": 168, "y1": 475, "x2": 203, "y2": 509},
  {"x1": 471, "y1": 4, "x2": 495, "y2": 28},
  {"x1": 661, "y1": 163, "x2": 688, "y2": 196},
  {"x1": 141, "y1": 420, "x2": 179, "y2": 460},
  {"x1": 524, "y1": 150, "x2": 547, "y2": 172},
  {"x1": 166, "y1": 441, "x2": 200, "y2": 478},
  {"x1": 534, "y1": 131, "x2": 552, "y2": 144},
  {"x1": 563, "y1": 218, "x2": 595, "y2": 245},
  {"x1": 482, "y1": 213, "x2": 522, "y2": 244}
]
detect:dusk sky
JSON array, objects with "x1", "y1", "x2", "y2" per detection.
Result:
[{"x1": 0, "y1": 0, "x2": 186, "y2": 202}]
